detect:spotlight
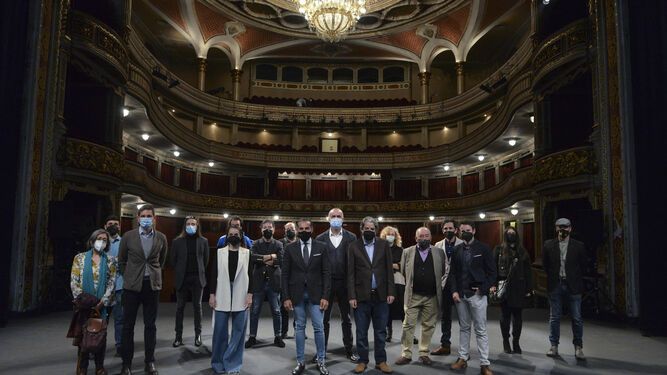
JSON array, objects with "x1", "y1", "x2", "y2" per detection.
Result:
[
  {"x1": 511, "y1": 208, "x2": 519, "y2": 216},
  {"x1": 173, "y1": 150, "x2": 180, "y2": 157},
  {"x1": 529, "y1": 115, "x2": 535, "y2": 123},
  {"x1": 477, "y1": 154, "x2": 485, "y2": 161},
  {"x1": 444, "y1": 165, "x2": 450, "y2": 171},
  {"x1": 169, "y1": 208, "x2": 176, "y2": 215},
  {"x1": 122, "y1": 108, "x2": 130, "y2": 117},
  {"x1": 327, "y1": 132, "x2": 333, "y2": 137},
  {"x1": 479, "y1": 212, "x2": 486, "y2": 219},
  {"x1": 378, "y1": 216, "x2": 384, "y2": 222},
  {"x1": 273, "y1": 215, "x2": 280, "y2": 220},
  {"x1": 508, "y1": 138, "x2": 517, "y2": 146},
  {"x1": 208, "y1": 161, "x2": 214, "y2": 167},
  {"x1": 429, "y1": 215, "x2": 435, "y2": 221},
  {"x1": 223, "y1": 213, "x2": 229, "y2": 219},
  {"x1": 141, "y1": 133, "x2": 150, "y2": 141}
]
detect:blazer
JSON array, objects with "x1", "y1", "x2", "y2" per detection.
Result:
[
  {"x1": 449, "y1": 239, "x2": 497, "y2": 297},
  {"x1": 400, "y1": 245, "x2": 446, "y2": 308},
  {"x1": 250, "y1": 238, "x2": 283, "y2": 292},
  {"x1": 434, "y1": 237, "x2": 464, "y2": 288},
  {"x1": 281, "y1": 239, "x2": 331, "y2": 305},
  {"x1": 170, "y1": 235, "x2": 209, "y2": 290},
  {"x1": 210, "y1": 246, "x2": 253, "y2": 312},
  {"x1": 316, "y1": 229, "x2": 357, "y2": 281},
  {"x1": 347, "y1": 238, "x2": 395, "y2": 302},
  {"x1": 542, "y1": 237, "x2": 586, "y2": 294},
  {"x1": 118, "y1": 228, "x2": 168, "y2": 292}
]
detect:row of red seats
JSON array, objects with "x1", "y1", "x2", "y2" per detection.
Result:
[
  {"x1": 243, "y1": 96, "x2": 416, "y2": 108},
  {"x1": 235, "y1": 142, "x2": 424, "y2": 153}
]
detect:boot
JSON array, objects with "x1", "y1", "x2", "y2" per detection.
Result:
[
  {"x1": 94, "y1": 351, "x2": 107, "y2": 375},
  {"x1": 502, "y1": 338, "x2": 512, "y2": 354},
  {"x1": 512, "y1": 339, "x2": 522, "y2": 354}
]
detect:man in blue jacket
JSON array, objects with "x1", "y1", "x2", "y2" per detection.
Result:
[{"x1": 216, "y1": 216, "x2": 253, "y2": 248}]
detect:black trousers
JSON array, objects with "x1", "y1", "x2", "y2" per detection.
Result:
[
  {"x1": 77, "y1": 342, "x2": 106, "y2": 370},
  {"x1": 500, "y1": 302, "x2": 523, "y2": 340},
  {"x1": 122, "y1": 278, "x2": 159, "y2": 366},
  {"x1": 439, "y1": 284, "x2": 454, "y2": 346},
  {"x1": 323, "y1": 278, "x2": 354, "y2": 352},
  {"x1": 175, "y1": 274, "x2": 203, "y2": 337}
]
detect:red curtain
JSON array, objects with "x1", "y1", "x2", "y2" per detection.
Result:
[
  {"x1": 124, "y1": 148, "x2": 138, "y2": 162},
  {"x1": 276, "y1": 179, "x2": 306, "y2": 200},
  {"x1": 500, "y1": 162, "x2": 514, "y2": 181},
  {"x1": 462, "y1": 173, "x2": 479, "y2": 195},
  {"x1": 179, "y1": 169, "x2": 195, "y2": 191},
  {"x1": 520, "y1": 154, "x2": 534, "y2": 168},
  {"x1": 391, "y1": 222, "x2": 422, "y2": 247},
  {"x1": 353, "y1": 180, "x2": 385, "y2": 201},
  {"x1": 429, "y1": 177, "x2": 458, "y2": 198},
  {"x1": 160, "y1": 163, "x2": 175, "y2": 185},
  {"x1": 199, "y1": 173, "x2": 230, "y2": 196},
  {"x1": 476, "y1": 220, "x2": 501, "y2": 249},
  {"x1": 484, "y1": 168, "x2": 496, "y2": 189},
  {"x1": 522, "y1": 222, "x2": 535, "y2": 261},
  {"x1": 237, "y1": 177, "x2": 265, "y2": 198},
  {"x1": 142, "y1": 157, "x2": 157, "y2": 177},
  {"x1": 394, "y1": 179, "x2": 421, "y2": 200},
  {"x1": 311, "y1": 180, "x2": 347, "y2": 201}
]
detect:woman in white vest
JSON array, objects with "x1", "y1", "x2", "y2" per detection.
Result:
[{"x1": 208, "y1": 226, "x2": 254, "y2": 375}]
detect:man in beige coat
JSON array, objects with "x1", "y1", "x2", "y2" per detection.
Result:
[{"x1": 395, "y1": 227, "x2": 447, "y2": 366}]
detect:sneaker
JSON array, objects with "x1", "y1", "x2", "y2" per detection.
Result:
[
  {"x1": 575, "y1": 346, "x2": 586, "y2": 360},
  {"x1": 244, "y1": 337, "x2": 257, "y2": 349},
  {"x1": 346, "y1": 352, "x2": 360, "y2": 362},
  {"x1": 546, "y1": 345, "x2": 558, "y2": 357}
]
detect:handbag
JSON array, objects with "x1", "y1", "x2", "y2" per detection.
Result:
[
  {"x1": 490, "y1": 257, "x2": 517, "y2": 304},
  {"x1": 393, "y1": 271, "x2": 406, "y2": 286},
  {"x1": 80, "y1": 309, "x2": 107, "y2": 353}
]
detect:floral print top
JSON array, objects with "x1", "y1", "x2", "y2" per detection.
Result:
[{"x1": 70, "y1": 252, "x2": 118, "y2": 307}]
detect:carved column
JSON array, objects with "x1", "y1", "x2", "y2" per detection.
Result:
[
  {"x1": 360, "y1": 128, "x2": 367, "y2": 151},
  {"x1": 418, "y1": 71, "x2": 431, "y2": 104},
  {"x1": 197, "y1": 57, "x2": 207, "y2": 91},
  {"x1": 231, "y1": 69, "x2": 243, "y2": 101},
  {"x1": 420, "y1": 126, "x2": 429, "y2": 148},
  {"x1": 456, "y1": 62, "x2": 465, "y2": 94},
  {"x1": 231, "y1": 123, "x2": 239, "y2": 145},
  {"x1": 479, "y1": 170, "x2": 485, "y2": 191},
  {"x1": 456, "y1": 173, "x2": 462, "y2": 195},
  {"x1": 174, "y1": 167, "x2": 180, "y2": 186},
  {"x1": 305, "y1": 177, "x2": 312, "y2": 200}
]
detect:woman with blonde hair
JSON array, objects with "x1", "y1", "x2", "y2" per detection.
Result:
[{"x1": 380, "y1": 226, "x2": 404, "y2": 342}]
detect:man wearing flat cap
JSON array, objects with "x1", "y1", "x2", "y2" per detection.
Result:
[{"x1": 542, "y1": 217, "x2": 587, "y2": 360}]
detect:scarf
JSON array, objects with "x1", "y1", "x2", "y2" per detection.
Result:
[{"x1": 82, "y1": 249, "x2": 108, "y2": 318}]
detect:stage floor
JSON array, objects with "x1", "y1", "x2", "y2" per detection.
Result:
[{"x1": 1, "y1": 303, "x2": 666, "y2": 374}]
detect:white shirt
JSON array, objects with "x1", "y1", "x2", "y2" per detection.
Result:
[
  {"x1": 300, "y1": 238, "x2": 312, "y2": 260},
  {"x1": 559, "y1": 237, "x2": 569, "y2": 278},
  {"x1": 329, "y1": 229, "x2": 343, "y2": 248}
]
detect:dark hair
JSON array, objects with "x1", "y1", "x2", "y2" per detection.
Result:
[
  {"x1": 137, "y1": 204, "x2": 155, "y2": 216},
  {"x1": 178, "y1": 216, "x2": 201, "y2": 238},
  {"x1": 459, "y1": 220, "x2": 476, "y2": 230},
  {"x1": 442, "y1": 219, "x2": 458, "y2": 228},
  {"x1": 261, "y1": 219, "x2": 274, "y2": 227},
  {"x1": 227, "y1": 216, "x2": 243, "y2": 228},
  {"x1": 105, "y1": 215, "x2": 119, "y2": 224},
  {"x1": 296, "y1": 218, "x2": 312, "y2": 227},
  {"x1": 502, "y1": 226, "x2": 524, "y2": 255}
]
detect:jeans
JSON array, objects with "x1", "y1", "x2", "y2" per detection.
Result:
[
  {"x1": 122, "y1": 279, "x2": 159, "y2": 366},
  {"x1": 354, "y1": 297, "x2": 389, "y2": 364},
  {"x1": 175, "y1": 275, "x2": 203, "y2": 338},
  {"x1": 323, "y1": 279, "x2": 354, "y2": 352},
  {"x1": 293, "y1": 292, "x2": 326, "y2": 364},
  {"x1": 500, "y1": 302, "x2": 523, "y2": 340},
  {"x1": 250, "y1": 282, "x2": 282, "y2": 337},
  {"x1": 548, "y1": 281, "x2": 583, "y2": 347},
  {"x1": 112, "y1": 290, "x2": 123, "y2": 349},
  {"x1": 211, "y1": 310, "x2": 247, "y2": 374},
  {"x1": 456, "y1": 293, "x2": 490, "y2": 365},
  {"x1": 440, "y1": 284, "x2": 453, "y2": 345}
]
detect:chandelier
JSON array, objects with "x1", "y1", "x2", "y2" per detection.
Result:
[{"x1": 293, "y1": 0, "x2": 367, "y2": 43}]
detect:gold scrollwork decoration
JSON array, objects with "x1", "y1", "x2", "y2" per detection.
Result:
[
  {"x1": 68, "y1": 11, "x2": 127, "y2": 77},
  {"x1": 57, "y1": 138, "x2": 124, "y2": 180},
  {"x1": 533, "y1": 147, "x2": 597, "y2": 185}
]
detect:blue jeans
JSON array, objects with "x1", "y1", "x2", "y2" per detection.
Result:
[
  {"x1": 293, "y1": 292, "x2": 325, "y2": 364},
  {"x1": 548, "y1": 281, "x2": 583, "y2": 347},
  {"x1": 112, "y1": 290, "x2": 123, "y2": 349},
  {"x1": 250, "y1": 282, "x2": 282, "y2": 337},
  {"x1": 354, "y1": 299, "x2": 389, "y2": 364},
  {"x1": 211, "y1": 310, "x2": 247, "y2": 374}
]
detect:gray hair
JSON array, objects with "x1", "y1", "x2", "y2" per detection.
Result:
[
  {"x1": 87, "y1": 229, "x2": 111, "y2": 252},
  {"x1": 359, "y1": 216, "x2": 379, "y2": 232}
]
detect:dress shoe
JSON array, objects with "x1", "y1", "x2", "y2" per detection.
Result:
[
  {"x1": 172, "y1": 337, "x2": 183, "y2": 347},
  {"x1": 119, "y1": 366, "x2": 132, "y2": 375},
  {"x1": 394, "y1": 356, "x2": 411, "y2": 365},
  {"x1": 144, "y1": 362, "x2": 158, "y2": 375},
  {"x1": 244, "y1": 337, "x2": 257, "y2": 349},
  {"x1": 310, "y1": 355, "x2": 318, "y2": 364},
  {"x1": 375, "y1": 362, "x2": 393, "y2": 374},
  {"x1": 546, "y1": 345, "x2": 558, "y2": 357},
  {"x1": 316, "y1": 361, "x2": 329, "y2": 375},
  {"x1": 291, "y1": 362, "x2": 305, "y2": 375},
  {"x1": 503, "y1": 338, "x2": 512, "y2": 354},
  {"x1": 95, "y1": 368, "x2": 108, "y2": 375},
  {"x1": 346, "y1": 351, "x2": 360, "y2": 362},
  {"x1": 575, "y1": 346, "x2": 586, "y2": 360},
  {"x1": 353, "y1": 363, "x2": 367, "y2": 373},
  {"x1": 450, "y1": 358, "x2": 467, "y2": 370},
  {"x1": 418, "y1": 356, "x2": 433, "y2": 366},
  {"x1": 512, "y1": 339, "x2": 522, "y2": 354},
  {"x1": 274, "y1": 336, "x2": 286, "y2": 348},
  {"x1": 480, "y1": 364, "x2": 494, "y2": 375},
  {"x1": 281, "y1": 333, "x2": 293, "y2": 339},
  {"x1": 413, "y1": 337, "x2": 419, "y2": 345},
  {"x1": 195, "y1": 333, "x2": 202, "y2": 347},
  {"x1": 431, "y1": 345, "x2": 451, "y2": 355},
  {"x1": 77, "y1": 367, "x2": 86, "y2": 375}
]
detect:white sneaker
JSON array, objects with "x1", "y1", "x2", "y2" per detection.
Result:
[
  {"x1": 546, "y1": 345, "x2": 558, "y2": 357},
  {"x1": 575, "y1": 346, "x2": 586, "y2": 360}
]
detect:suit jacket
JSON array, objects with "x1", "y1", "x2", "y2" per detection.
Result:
[
  {"x1": 400, "y1": 245, "x2": 446, "y2": 308},
  {"x1": 170, "y1": 235, "x2": 209, "y2": 290},
  {"x1": 542, "y1": 237, "x2": 586, "y2": 294},
  {"x1": 449, "y1": 239, "x2": 497, "y2": 297},
  {"x1": 347, "y1": 238, "x2": 395, "y2": 302},
  {"x1": 315, "y1": 229, "x2": 357, "y2": 282},
  {"x1": 281, "y1": 239, "x2": 331, "y2": 305},
  {"x1": 434, "y1": 237, "x2": 464, "y2": 289},
  {"x1": 118, "y1": 228, "x2": 168, "y2": 292},
  {"x1": 250, "y1": 238, "x2": 283, "y2": 292}
]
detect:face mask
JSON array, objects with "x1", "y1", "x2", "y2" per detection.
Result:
[
  {"x1": 186, "y1": 225, "x2": 197, "y2": 235},
  {"x1": 505, "y1": 232, "x2": 517, "y2": 243},
  {"x1": 139, "y1": 217, "x2": 153, "y2": 229},
  {"x1": 461, "y1": 231, "x2": 474, "y2": 242},
  {"x1": 558, "y1": 229, "x2": 570, "y2": 238},
  {"x1": 94, "y1": 240, "x2": 106, "y2": 252},
  {"x1": 329, "y1": 218, "x2": 343, "y2": 229},
  {"x1": 227, "y1": 235, "x2": 241, "y2": 246},
  {"x1": 445, "y1": 231, "x2": 456, "y2": 240},
  {"x1": 363, "y1": 230, "x2": 375, "y2": 242},
  {"x1": 386, "y1": 235, "x2": 395, "y2": 244},
  {"x1": 298, "y1": 231, "x2": 312, "y2": 242},
  {"x1": 418, "y1": 239, "x2": 431, "y2": 249},
  {"x1": 263, "y1": 229, "x2": 273, "y2": 239},
  {"x1": 286, "y1": 230, "x2": 296, "y2": 240},
  {"x1": 106, "y1": 225, "x2": 119, "y2": 236}
]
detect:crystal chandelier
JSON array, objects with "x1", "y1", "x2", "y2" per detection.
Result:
[{"x1": 294, "y1": 0, "x2": 367, "y2": 43}]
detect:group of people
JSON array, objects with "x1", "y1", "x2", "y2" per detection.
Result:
[{"x1": 68, "y1": 204, "x2": 587, "y2": 375}]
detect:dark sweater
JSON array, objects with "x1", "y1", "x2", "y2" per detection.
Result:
[
  {"x1": 185, "y1": 235, "x2": 198, "y2": 275},
  {"x1": 412, "y1": 250, "x2": 436, "y2": 296}
]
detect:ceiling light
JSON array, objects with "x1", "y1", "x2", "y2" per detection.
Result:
[
  {"x1": 273, "y1": 215, "x2": 280, "y2": 220},
  {"x1": 477, "y1": 154, "x2": 485, "y2": 161},
  {"x1": 211, "y1": 122, "x2": 217, "y2": 126},
  {"x1": 392, "y1": 131, "x2": 397, "y2": 134},
  {"x1": 543, "y1": 0, "x2": 550, "y2": 4},
  {"x1": 141, "y1": 133, "x2": 150, "y2": 141},
  {"x1": 169, "y1": 208, "x2": 176, "y2": 215},
  {"x1": 136, "y1": 203, "x2": 144, "y2": 210},
  {"x1": 529, "y1": 115, "x2": 535, "y2": 123},
  {"x1": 511, "y1": 208, "x2": 519, "y2": 216},
  {"x1": 429, "y1": 215, "x2": 435, "y2": 221},
  {"x1": 508, "y1": 138, "x2": 517, "y2": 146},
  {"x1": 122, "y1": 108, "x2": 130, "y2": 117},
  {"x1": 170, "y1": 109, "x2": 176, "y2": 113},
  {"x1": 262, "y1": 129, "x2": 267, "y2": 132},
  {"x1": 479, "y1": 212, "x2": 486, "y2": 219},
  {"x1": 173, "y1": 150, "x2": 180, "y2": 157},
  {"x1": 444, "y1": 164, "x2": 450, "y2": 171},
  {"x1": 327, "y1": 132, "x2": 333, "y2": 137},
  {"x1": 443, "y1": 126, "x2": 448, "y2": 131},
  {"x1": 208, "y1": 161, "x2": 214, "y2": 167},
  {"x1": 223, "y1": 213, "x2": 229, "y2": 219},
  {"x1": 294, "y1": 0, "x2": 367, "y2": 43},
  {"x1": 378, "y1": 216, "x2": 384, "y2": 222}
]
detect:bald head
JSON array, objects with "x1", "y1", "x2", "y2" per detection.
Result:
[
  {"x1": 415, "y1": 227, "x2": 431, "y2": 240},
  {"x1": 328, "y1": 208, "x2": 344, "y2": 219}
]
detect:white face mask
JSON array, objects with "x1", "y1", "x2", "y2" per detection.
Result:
[
  {"x1": 94, "y1": 239, "x2": 106, "y2": 251},
  {"x1": 386, "y1": 235, "x2": 395, "y2": 244}
]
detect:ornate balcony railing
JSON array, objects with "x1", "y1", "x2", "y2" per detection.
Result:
[
  {"x1": 57, "y1": 137, "x2": 125, "y2": 181},
  {"x1": 532, "y1": 19, "x2": 590, "y2": 86},
  {"x1": 533, "y1": 146, "x2": 597, "y2": 186}
]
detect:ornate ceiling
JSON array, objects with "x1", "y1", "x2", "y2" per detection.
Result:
[{"x1": 135, "y1": 0, "x2": 529, "y2": 70}]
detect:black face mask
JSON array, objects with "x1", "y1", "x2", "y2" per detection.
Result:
[
  {"x1": 418, "y1": 239, "x2": 431, "y2": 249},
  {"x1": 505, "y1": 232, "x2": 517, "y2": 243},
  {"x1": 558, "y1": 229, "x2": 570, "y2": 238},
  {"x1": 262, "y1": 229, "x2": 273, "y2": 239},
  {"x1": 461, "y1": 231, "x2": 474, "y2": 242},
  {"x1": 298, "y1": 231, "x2": 312, "y2": 242},
  {"x1": 444, "y1": 231, "x2": 455, "y2": 240},
  {"x1": 106, "y1": 225, "x2": 119, "y2": 236},
  {"x1": 227, "y1": 235, "x2": 241, "y2": 246},
  {"x1": 363, "y1": 230, "x2": 375, "y2": 242},
  {"x1": 286, "y1": 230, "x2": 296, "y2": 240}
]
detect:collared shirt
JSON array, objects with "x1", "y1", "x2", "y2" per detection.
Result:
[
  {"x1": 139, "y1": 227, "x2": 154, "y2": 276},
  {"x1": 418, "y1": 245, "x2": 430, "y2": 262},
  {"x1": 107, "y1": 235, "x2": 123, "y2": 291},
  {"x1": 329, "y1": 229, "x2": 343, "y2": 248},
  {"x1": 364, "y1": 239, "x2": 377, "y2": 289},
  {"x1": 559, "y1": 237, "x2": 569, "y2": 278},
  {"x1": 300, "y1": 238, "x2": 312, "y2": 261},
  {"x1": 461, "y1": 243, "x2": 473, "y2": 293},
  {"x1": 444, "y1": 238, "x2": 457, "y2": 259}
]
